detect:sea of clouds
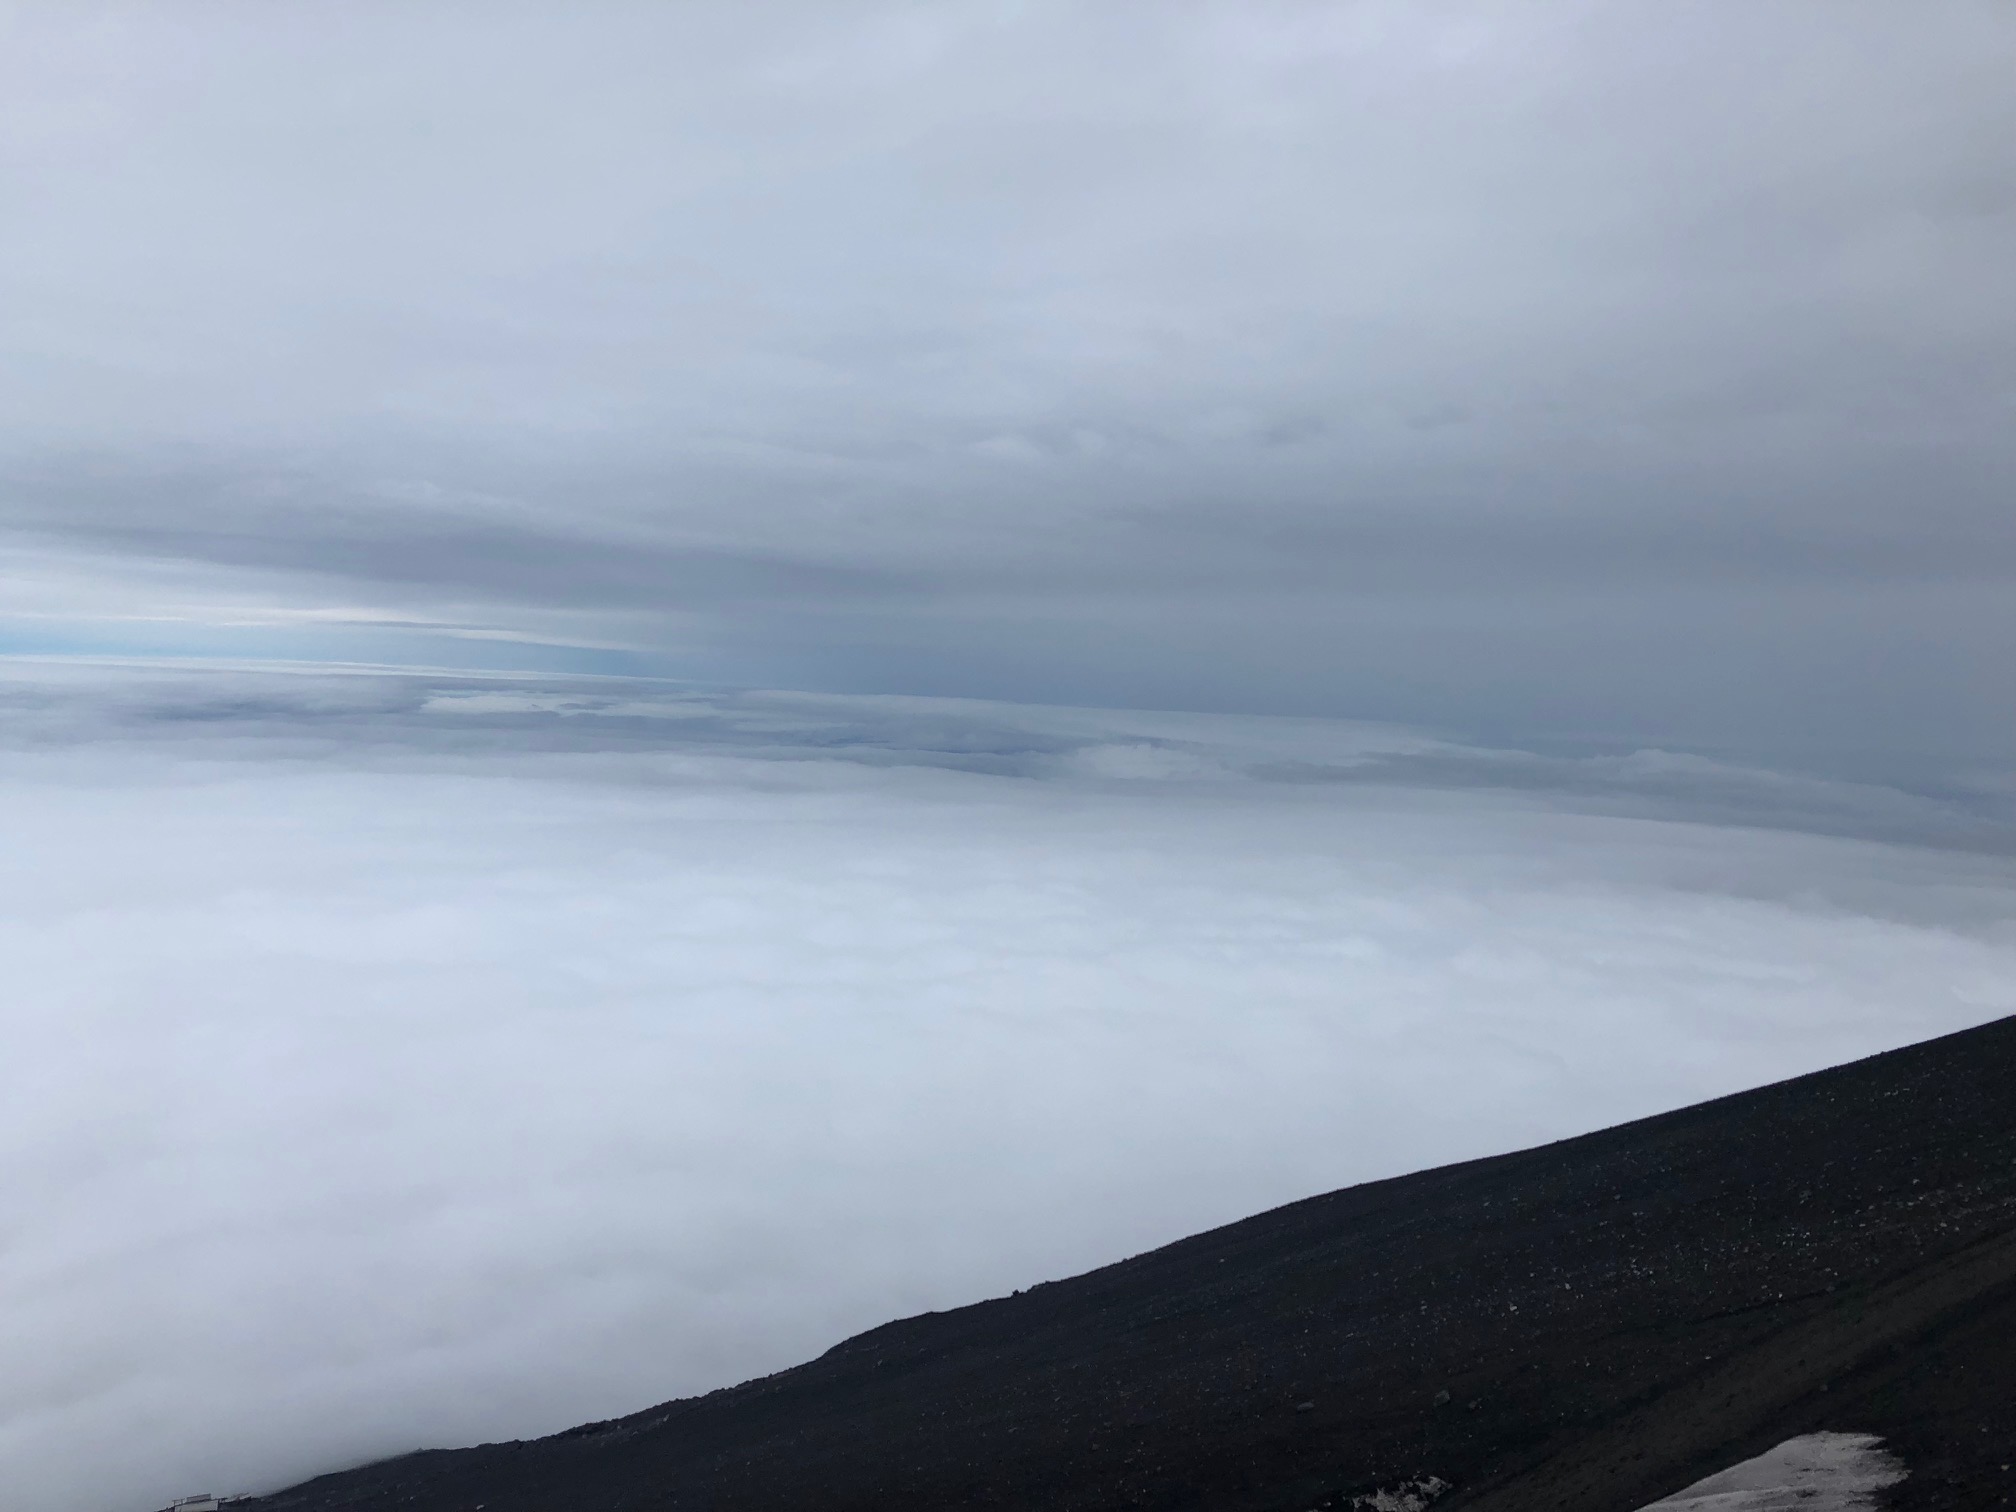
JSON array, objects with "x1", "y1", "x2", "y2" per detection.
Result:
[{"x1": 1, "y1": 660, "x2": 2012, "y2": 1512}]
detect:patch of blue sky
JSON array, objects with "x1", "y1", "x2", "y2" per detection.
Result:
[{"x1": 0, "y1": 616, "x2": 662, "y2": 678}]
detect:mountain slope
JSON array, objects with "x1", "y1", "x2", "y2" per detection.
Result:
[{"x1": 242, "y1": 1015, "x2": 2016, "y2": 1512}]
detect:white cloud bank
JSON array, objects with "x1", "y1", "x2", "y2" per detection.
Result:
[{"x1": 0, "y1": 663, "x2": 2011, "y2": 1512}]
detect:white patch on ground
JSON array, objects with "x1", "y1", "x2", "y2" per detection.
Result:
[
  {"x1": 1349, "y1": 1473, "x2": 1450, "y2": 1511},
  {"x1": 1637, "y1": 1433, "x2": 1908, "y2": 1511}
]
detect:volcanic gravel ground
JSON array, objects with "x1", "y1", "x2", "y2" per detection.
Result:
[{"x1": 239, "y1": 1015, "x2": 2016, "y2": 1512}]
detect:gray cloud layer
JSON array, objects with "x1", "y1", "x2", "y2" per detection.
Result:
[
  {"x1": 2, "y1": 4, "x2": 2013, "y2": 750},
  {"x1": 5, "y1": 23, "x2": 2011, "y2": 1499}
]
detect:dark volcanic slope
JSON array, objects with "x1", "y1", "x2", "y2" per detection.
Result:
[{"x1": 247, "y1": 1016, "x2": 2016, "y2": 1512}]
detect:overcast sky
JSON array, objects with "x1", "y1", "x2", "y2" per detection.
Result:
[
  {"x1": 3, "y1": 1, "x2": 2012, "y2": 761},
  {"x1": 3, "y1": 10, "x2": 2015, "y2": 1507}
]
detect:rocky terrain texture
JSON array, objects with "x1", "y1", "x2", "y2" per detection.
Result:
[{"x1": 241, "y1": 1014, "x2": 2016, "y2": 1512}]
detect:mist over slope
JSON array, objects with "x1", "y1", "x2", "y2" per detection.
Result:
[
  {"x1": 243, "y1": 1011, "x2": 2016, "y2": 1512},
  {"x1": 0, "y1": 662, "x2": 2011, "y2": 1511}
]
